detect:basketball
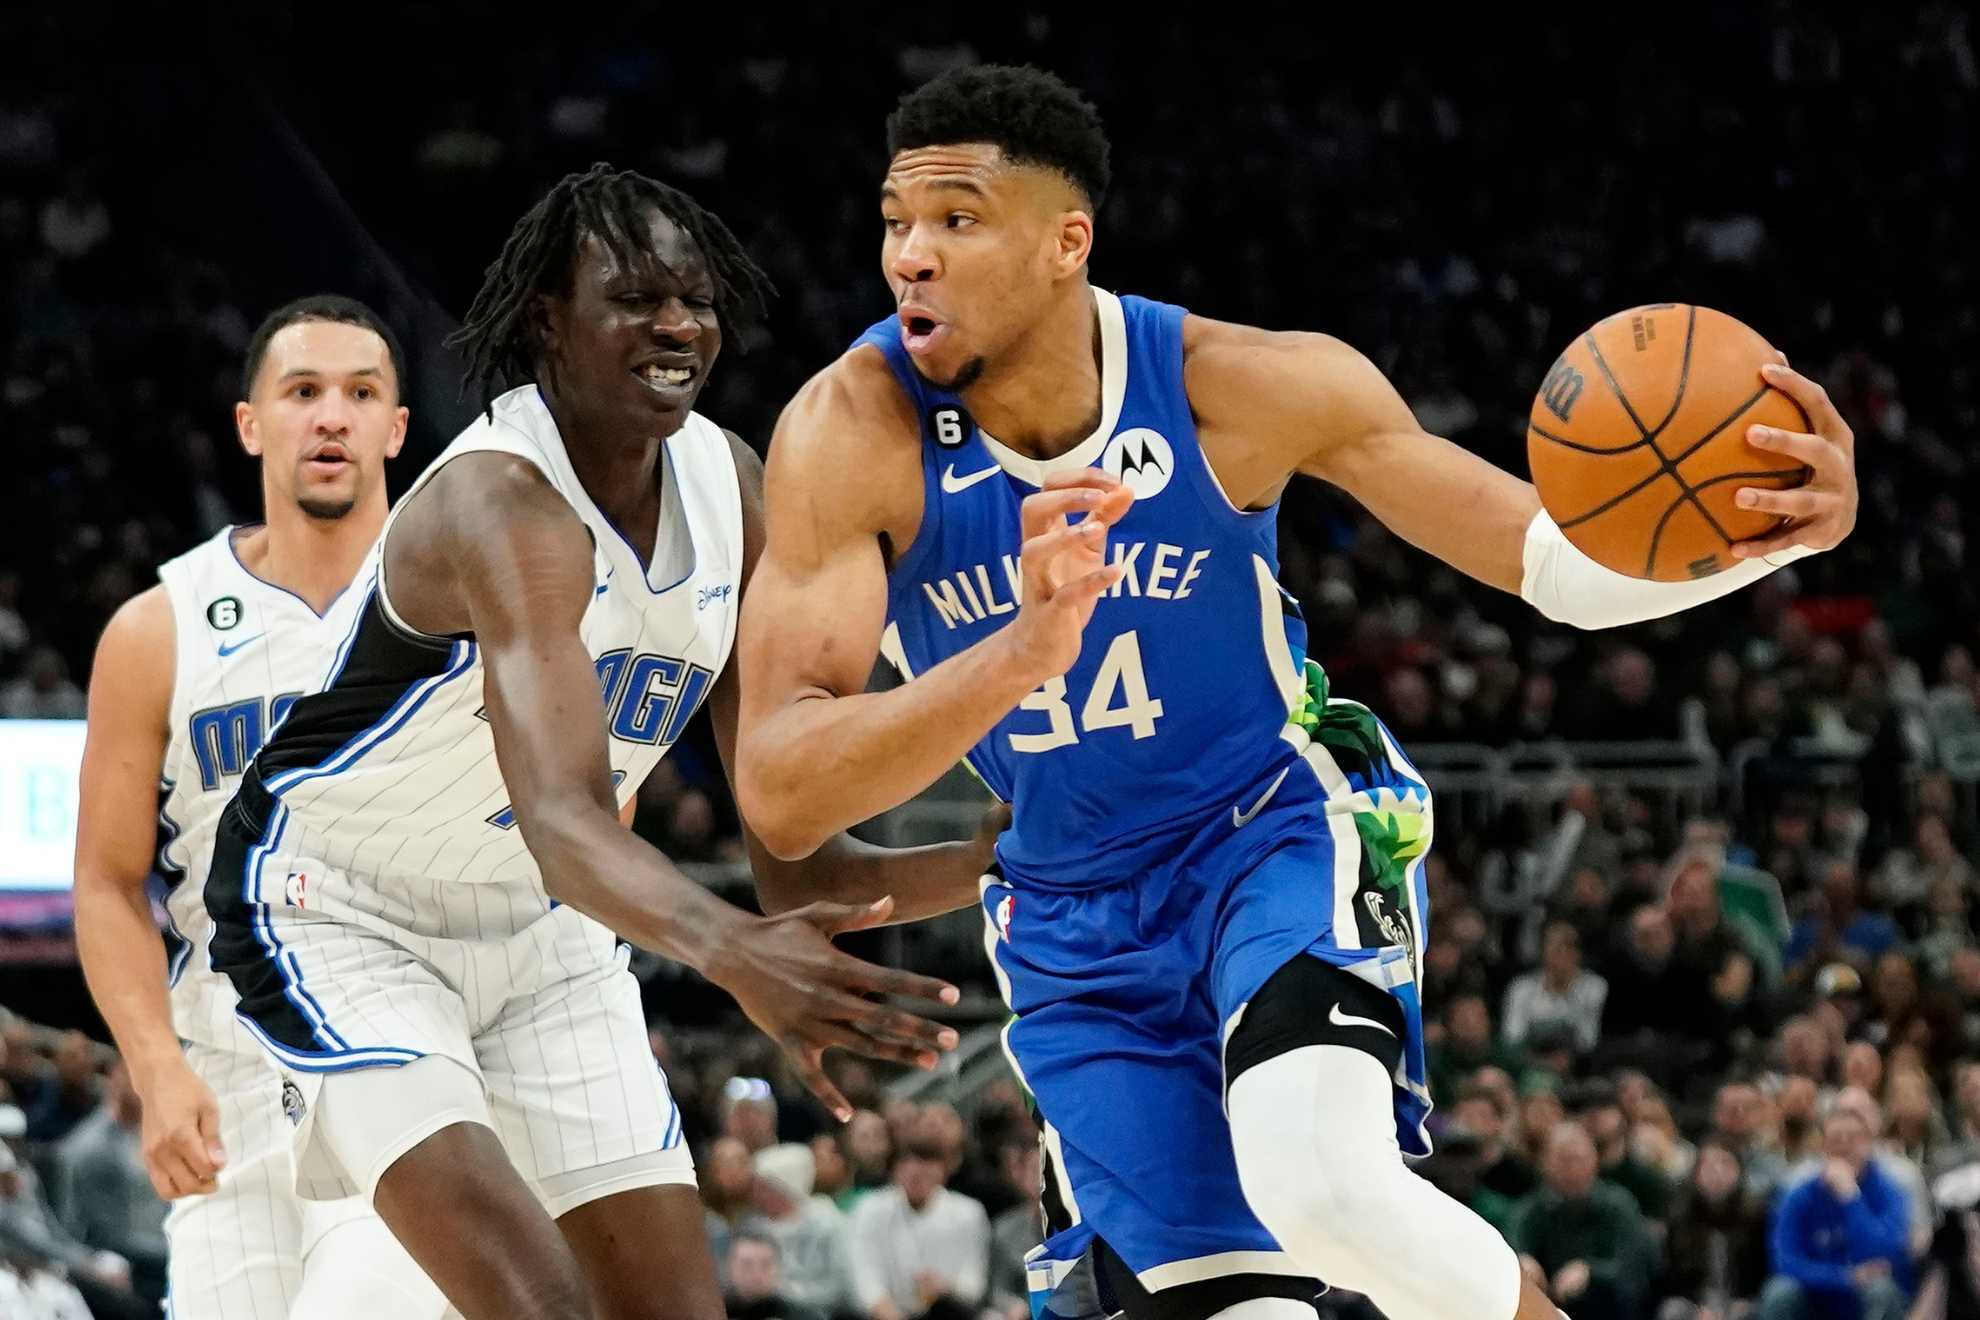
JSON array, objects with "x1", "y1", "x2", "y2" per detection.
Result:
[{"x1": 1526, "y1": 304, "x2": 1811, "y2": 581}]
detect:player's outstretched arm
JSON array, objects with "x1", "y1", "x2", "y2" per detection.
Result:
[
  {"x1": 736, "y1": 360, "x2": 1128, "y2": 861},
  {"x1": 393, "y1": 454, "x2": 960, "y2": 1117},
  {"x1": 712, "y1": 433, "x2": 1001, "y2": 923},
  {"x1": 73, "y1": 588, "x2": 225, "y2": 1201},
  {"x1": 1184, "y1": 317, "x2": 1856, "y2": 629}
]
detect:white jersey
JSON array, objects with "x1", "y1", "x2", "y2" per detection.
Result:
[
  {"x1": 237, "y1": 384, "x2": 742, "y2": 893},
  {"x1": 157, "y1": 528, "x2": 365, "y2": 1046}
]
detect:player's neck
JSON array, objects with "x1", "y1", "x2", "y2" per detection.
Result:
[
  {"x1": 539, "y1": 383, "x2": 664, "y2": 565},
  {"x1": 243, "y1": 486, "x2": 388, "y2": 614},
  {"x1": 960, "y1": 281, "x2": 1101, "y2": 460}
]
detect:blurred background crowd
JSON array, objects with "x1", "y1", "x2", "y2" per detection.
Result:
[{"x1": 4, "y1": 4, "x2": 1979, "y2": 1318}]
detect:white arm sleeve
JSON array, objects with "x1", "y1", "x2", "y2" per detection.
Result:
[{"x1": 1519, "y1": 507, "x2": 1815, "y2": 630}]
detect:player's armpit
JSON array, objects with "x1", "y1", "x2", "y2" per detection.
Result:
[
  {"x1": 397, "y1": 453, "x2": 748, "y2": 964},
  {"x1": 715, "y1": 426, "x2": 991, "y2": 920},
  {"x1": 735, "y1": 356, "x2": 1041, "y2": 860},
  {"x1": 1184, "y1": 318, "x2": 1539, "y2": 595}
]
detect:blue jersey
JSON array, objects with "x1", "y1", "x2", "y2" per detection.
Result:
[{"x1": 857, "y1": 289, "x2": 1311, "y2": 891}]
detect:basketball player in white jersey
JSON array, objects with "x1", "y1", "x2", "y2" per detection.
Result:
[
  {"x1": 201, "y1": 165, "x2": 992, "y2": 1320},
  {"x1": 73, "y1": 296, "x2": 445, "y2": 1317}
]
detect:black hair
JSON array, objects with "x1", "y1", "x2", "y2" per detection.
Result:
[
  {"x1": 450, "y1": 162, "x2": 775, "y2": 417},
  {"x1": 241, "y1": 294, "x2": 407, "y2": 401},
  {"x1": 886, "y1": 64, "x2": 1111, "y2": 211}
]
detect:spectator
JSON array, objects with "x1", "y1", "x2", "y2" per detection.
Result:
[
  {"x1": 1874, "y1": 813, "x2": 1974, "y2": 922},
  {"x1": 812, "y1": 1134, "x2": 854, "y2": 1203},
  {"x1": 841, "y1": 1110, "x2": 894, "y2": 1208},
  {"x1": 1842, "y1": 1043, "x2": 1885, "y2": 1100},
  {"x1": 1574, "y1": 648, "x2": 1680, "y2": 741},
  {"x1": 1759, "y1": 1105, "x2": 1910, "y2": 1320},
  {"x1": 1934, "y1": 1060, "x2": 1980, "y2": 1180},
  {"x1": 1601, "y1": 907, "x2": 1702, "y2": 1065},
  {"x1": 1779, "y1": 1015, "x2": 1836, "y2": 1085},
  {"x1": 1632, "y1": 1092, "x2": 1699, "y2": 1186},
  {"x1": 1518, "y1": 1088, "x2": 1570, "y2": 1169},
  {"x1": 0, "y1": 1250, "x2": 92, "y2": 1320},
  {"x1": 1555, "y1": 864, "x2": 1618, "y2": 955},
  {"x1": 1815, "y1": 964, "x2": 1871, "y2": 1043},
  {"x1": 705, "y1": 1136, "x2": 761, "y2": 1277},
  {"x1": 1502, "y1": 921, "x2": 1609, "y2": 1054},
  {"x1": 1668, "y1": 847, "x2": 1777, "y2": 989},
  {"x1": 1885, "y1": 1069, "x2": 1953, "y2": 1174},
  {"x1": 15, "y1": 1032, "x2": 99, "y2": 1147},
  {"x1": 1570, "y1": 1079, "x2": 1675, "y2": 1221},
  {"x1": 1777, "y1": 1076, "x2": 1826, "y2": 1165},
  {"x1": 51, "y1": 1064, "x2": 165, "y2": 1306},
  {"x1": 725, "y1": 1076, "x2": 781, "y2": 1154},
  {"x1": 1659, "y1": 1137, "x2": 1771, "y2": 1320},
  {"x1": 1913, "y1": 875, "x2": 1978, "y2": 982},
  {"x1": 1449, "y1": 1079, "x2": 1539, "y2": 1212},
  {"x1": 725, "y1": 1229, "x2": 826, "y2": 1320},
  {"x1": 0, "y1": 1140, "x2": 146, "y2": 1320},
  {"x1": 1921, "y1": 1141, "x2": 1980, "y2": 1320},
  {"x1": 752, "y1": 1143, "x2": 855, "y2": 1318},
  {"x1": 1785, "y1": 862, "x2": 1902, "y2": 983},
  {"x1": 1827, "y1": 1086, "x2": 1933, "y2": 1265},
  {"x1": 1511, "y1": 1123, "x2": 1655, "y2": 1320},
  {"x1": 1714, "y1": 1080, "x2": 1791, "y2": 1206},
  {"x1": 847, "y1": 1138, "x2": 989, "y2": 1320},
  {"x1": 1427, "y1": 992, "x2": 1524, "y2": 1102},
  {"x1": 0, "y1": 646, "x2": 85, "y2": 718}
]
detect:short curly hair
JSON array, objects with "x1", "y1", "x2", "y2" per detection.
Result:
[{"x1": 885, "y1": 65, "x2": 1111, "y2": 211}]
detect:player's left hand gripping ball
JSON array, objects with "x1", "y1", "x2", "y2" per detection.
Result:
[{"x1": 1732, "y1": 358, "x2": 1858, "y2": 560}]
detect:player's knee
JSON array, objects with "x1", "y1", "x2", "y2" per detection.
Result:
[
  {"x1": 1233, "y1": 1136, "x2": 1405, "y2": 1269},
  {"x1": 1227, "y1": 1053, "x2": 1415, "y2": 1288}
]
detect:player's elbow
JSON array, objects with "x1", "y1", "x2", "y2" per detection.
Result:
[
  {"x1": 736, "y1": 747, "x2": 826, "y2": 863},
  {"x1": 741, "y1": 789, "x2": 825, "y2": 864}
]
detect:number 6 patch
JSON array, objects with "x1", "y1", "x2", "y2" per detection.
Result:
[{"x1": 932, "y1": 408, "x2": 969, "y2": 448}]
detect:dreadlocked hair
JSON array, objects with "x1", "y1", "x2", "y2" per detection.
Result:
[{"x1": 449, "y1": 162, "x2": 776, "y2": 416}]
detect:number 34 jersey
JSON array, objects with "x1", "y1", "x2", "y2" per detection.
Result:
[{"x1": 854, "y1": 289, "x2": 1311, "y2": 892}]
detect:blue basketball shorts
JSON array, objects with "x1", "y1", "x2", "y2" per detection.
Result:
[{"x1": 983, "y1": 699, "x2": 1435, "y2": 1314}]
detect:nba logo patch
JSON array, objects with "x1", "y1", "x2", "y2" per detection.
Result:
[
  {"x1": 281, "y1": 1080, "x2": 306, "y2": 1126},
  {"x1": 283, "y1": 870, "x2": 310, "y2": 909},
  {"x1": 995, "y1": 893, "x2": 1015, "y2": 944}
]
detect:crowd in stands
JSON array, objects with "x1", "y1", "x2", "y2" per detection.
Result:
[{"x1": 4, "y1": 5, "x2": 1980, "y2": 1320}]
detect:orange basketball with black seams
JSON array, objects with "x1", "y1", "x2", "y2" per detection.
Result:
[{"x1": 1526, "y1": 304, "x2": 1810, "y2": 581}]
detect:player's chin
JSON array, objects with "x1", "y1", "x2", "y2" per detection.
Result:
[
  {"x1": 295, "y1": 464, "x2": 359, "y2": 513},
  {"x1": 626, "y1": 377, "x2": 702, "y2": 430},
  {"x1": 911, "y1": 351, "x2": 985, "y2": 394}
]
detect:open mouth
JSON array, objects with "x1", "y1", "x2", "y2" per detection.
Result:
[
  {"x1": 635, "y1": 359, "x2": 699, "y2": 398},
  {"x1": 900, "y1": 311, "x2": 947, "y2": 355},
  {"x1": 303, "y1": 442, "x2": 351, "y2": 476}
]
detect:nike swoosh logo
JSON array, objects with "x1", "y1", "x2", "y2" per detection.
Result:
[
  {"x1": 216, "y1": 633, "x2": 264, "y2": 658},
  {"x1": 1329, "y1": 1002, "x2": 1397, "y2": 1038},
  {"x1": 594, "y1": 583, "x2": 609, "y2": 597},
  {"x1": 1231, "y1": 767, "x2": 1290, "y2": 828},
  {"x1": 941, "y1": 464, "x2": 1001, "y2": 494}
]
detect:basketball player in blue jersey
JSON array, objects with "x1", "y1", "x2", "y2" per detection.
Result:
[
  {"x1": 203, "y1": 167, "x2": 994, "y2": 1320},
  {"x1": 736, "y1": 68, "x2": 1860, "y2": 1320}
]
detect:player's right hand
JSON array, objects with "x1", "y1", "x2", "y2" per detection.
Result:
[
  {"x1": 138, "y1": 1061, "x2": 226, "y2": 1199},
  {"x1": 711, "y1": 896, "x2": 961, "y2": 1121},
  {"x1": 1005, "y1": 470, "x2": 1134, "y2": 681}
]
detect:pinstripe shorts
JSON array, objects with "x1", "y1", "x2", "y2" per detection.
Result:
[{"x1": 205, "y1": 776, "x2": 691, "y2": 1206}]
